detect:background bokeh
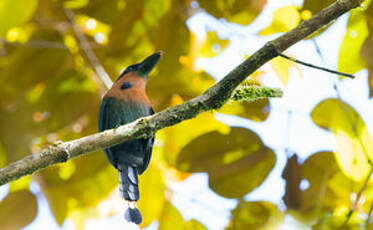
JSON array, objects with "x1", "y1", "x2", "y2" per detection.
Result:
[{"x1": 0, "y1": 0, "x2": 373, "y2": 229}]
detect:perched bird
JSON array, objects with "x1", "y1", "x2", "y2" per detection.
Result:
[{"x1": 98, "y1": 52, "x2": 161, "y2": 224}]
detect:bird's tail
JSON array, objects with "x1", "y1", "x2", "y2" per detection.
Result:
[{"x1": 118, "y1": 164, "x2": 142, "y2": 225}]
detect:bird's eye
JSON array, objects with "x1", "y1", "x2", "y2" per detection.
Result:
[{"x1": 121, "y1": 82, "x2": 133, "y2": 90}]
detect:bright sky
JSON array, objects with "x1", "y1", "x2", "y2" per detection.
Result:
[{"x1": 0, "y1": 0, "x2": 372, "y2": 229}]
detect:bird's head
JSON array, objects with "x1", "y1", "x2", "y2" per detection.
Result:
[{"x1": 117, "y1": 51, "x2": 162, "y2": 81}]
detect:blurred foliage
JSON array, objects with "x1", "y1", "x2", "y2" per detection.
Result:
[
  {"x1": 311, "y1": 99, "x2": 373, "y2": 181},
  {"x1": 282, "y1": 151, "x2": 370, "y2": 229},
  {"x1": 198, "y1": 0, "x2": 267, "y2": 25},
  {"x1": 176, "y1": 127, "x2": 276, "y2": 198},
  {"x1": 259, "y1": 6, "x2": 300, "y2": 36},
  {"x1": 0, "y1": 189, "x2": 37, "y2": 229},
  {"x1": 270, "y1": 56, "x2": 301, "y2": 86},
  {"x1": 0, "y1": 0, "x2": 372, "y2": 229},
  {"x1": 362, "y1": 1, "x2": 373, "y2": 97},
  {"x1": 158, "y1": 202, "x2": 207, "y2": 230},
  {"x1": 338, "y1": 9, "x2": 368, "y2": 76},
  {"x1": 226, "y1": 201, "x2": 283, "y2": 229},
  {"x1": 0, "y1": 0, "x2": 38, "y2": 36},
  {"x1": 138, "y1": 163, "x2": 166, "y2": 228},
  {"x1": 302, "y1": 0, "x2": 335, "y2": 15}
]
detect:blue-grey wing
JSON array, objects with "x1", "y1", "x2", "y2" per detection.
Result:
[
  {"x1": 98, "y1": 97, "x2": 154, "y2": 171},
  {"x1": 138, "y1": 108, "x2": 155, "y2": 174}
]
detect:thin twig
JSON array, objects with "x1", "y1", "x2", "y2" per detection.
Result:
[
  {"x1": 63, "y1": 8, "x2": 113, "y2": 89},
  {"x1": 1, "y1": 38, "x2": 102, "y2": 50},
  {"x1": 2, "y1": 39, "x2": 67, "y2": 49},
  {"x1": 278, "y1": 53, "x2": 355, "y2": 78}
]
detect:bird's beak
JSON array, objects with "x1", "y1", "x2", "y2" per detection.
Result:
[{"x1": 138, "y1": 51, "x2": 162, "y2": 76}]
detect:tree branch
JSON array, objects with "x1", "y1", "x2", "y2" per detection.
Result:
[
  {"x1": 64, "y1": 8, "x2": 113, "y2": 90},
  {"x1": 0, "y1": 0, "x2": 364, "y2": 186}
]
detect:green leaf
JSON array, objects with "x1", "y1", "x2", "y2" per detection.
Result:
[
  {"x1": 226, "y1": 201, "x2": 283, "y2": 229},
  {"x1": 311, "y1": 99, "x2": 373, "y2": 181},
  {"x1": 176, "y1": 127, "x2": 276, "y2": 198},
  {"x1": 0, "y1": 190, "x2": 38, "y2": 229},
  {"x1": 0, "y1": 0, "x2": 38, "y2": 36}
]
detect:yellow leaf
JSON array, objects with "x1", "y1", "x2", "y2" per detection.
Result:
[
  {"x1": 176, "y1": 127, "x2": 276, "y2": 198},
  {"x1": 198, "y1": 0, "x2": 267, "y2": 25},
  {"x1": 158, "y1": 112, "x2": 230, "y2": 166},
  {"x1": 75, "y1": 15, "x2": 111, "y2": 45},
  {"x1": 158, "y1": 202, "x2": 207, "y2": 230},
  {"x1": 259, "y1": 6, "x2": 301, "y2": 36},
  {"x1": 198, "y1": 31, "x2": 230, "y2": 58},
  {"x1": 219, "y1": 99, "x2": 270, "y2": 122},
  {"x1": 37, "y1": 152, "x2": 118, "y2": 225},
  {"x1": 227, "y1": 201, "x2": 283, "y2": 229},
  {"x1": 182, "y1": 31, "x2": 229, "y2": 70},
  {"x1": 270, "y1": 56, "x2": 297, "y2": 85},
  {"x1": 0, "y1": 190, "x2": 37, "y2": 229},
  {"x1": 0, "y1": 141, "x2": 7, "y2": 168},
  {"x1": 64, "y1": 0, "x2": 89, "y2": 9},
  {"x1": 158, "y1": 202, "x2": 184, "y2": 230},
  {"x1": 311, "y1": 99, "x2": 373, "y2": 181},
  {"x1": 298, "y1": 152, "x2": 357, "y2": 220},
  {"x1": 338, "y1": 10, "x2": 368, "y2": 74},
  {"x1": 138, "y1": 163, "x2": 166, "y2": 228},
  {"x1": 302, "y1": 0, "x2": 335, "y2": 14},
  {"x1": 144, "y1": 0, "x2": 171, "y2": 26},
  {"x1": 9, "y1": 175, "x2": 31, "y2": 193},
  {"x1": 0, "y1": 0, "x2": 38, "y2": 36}
]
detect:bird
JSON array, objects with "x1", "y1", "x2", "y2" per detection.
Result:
[{"x1": 98, "y1": 52, "x2": 161, "y2": 224}]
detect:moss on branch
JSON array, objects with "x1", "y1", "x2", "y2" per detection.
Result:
[{"x1": 231, "y1": 85, "x2": 283, "y2": 102}]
